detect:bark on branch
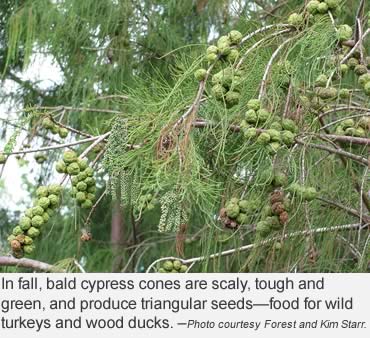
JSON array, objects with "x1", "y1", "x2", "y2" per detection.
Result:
[{"x1": 0, "y1": 256, "x2": 62, "y2": 272}]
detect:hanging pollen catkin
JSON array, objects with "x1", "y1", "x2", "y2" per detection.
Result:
[
  {"x1": 158, "y1": 191, "x2": 185, "y2": 233},
  {"x1": 103, "y1": 117, "x2": 129, "y2": 174},
  {"x1": 120, "y1": 170, "x2": 133, "y2": 205}
]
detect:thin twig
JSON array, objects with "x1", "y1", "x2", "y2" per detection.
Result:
[
  {"x1": 172, "y1": 67, "x2": 213, "y2": 131},
  {"x1": 328, "y1": 11, "x2": 338, "y2": 32},
  {"x1": 94, "y1": 95, "x2": 129, "y2": 101},
  {"x1": 36, "y1": 105, "x2": 123, "y2": 115},
  {"x1": 356, "y1": 18, "x2": 364, "y2": 63},
  {"x1": 79, "y1": 132, "x2": 111, "y2": 158},
  {"x1": 85, "y1": 189, "x2": 107, "y2": 225},
  {"x1": 319, "y1": 113, "x2": 370, "y2": 130},
  {"x1": 354, "y1": 0, "x2": 365, "y2": 42},
  {"x1": 340, "y1": 28, "x2": 370, "y2": 64},
  {"x1": 240, "y1": 24, "x2": 292, "y2": 44},
  {"x1": 74, "y1": 259, "x2": 86, "y2": 273},
  {"x1": 319, "y1": 106, "x2": 370, "y2": 118},
  {"x1": 236, "y1": 28, "x2": 292, "y2": 69},
  {"x1": 51, "y1": 117, "x2": 94, "y2": 139},
  {"x1": 4, "y1": 134, "x2": 108, "y2": 156}
]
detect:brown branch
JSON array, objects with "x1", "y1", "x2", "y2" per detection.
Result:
[
  {"x1": 317, "y1": 133, "x2": 370, "y2": 146},
  {"x1": 317, "y1": 197, "x2": 370, "y2": 224},
  {"x1": 319, "y1": 112, "x2": 370, "y2": 130},
  {"x1": 0, "y1": 256, "x2": 63, "y2": 272},
  {"x1": 79, "y1": 132, "x2": 111, "y2": 158},
  {"x1": 295, "y1": 139, "x2": 369, "y2": 166}
]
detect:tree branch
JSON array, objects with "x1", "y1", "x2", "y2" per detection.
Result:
[
  {"x1": 0, "y1": 256, "x2": 63, "y2": 272},
  {"x1": 146, "y1": 223, "x2": 365, "y2": 271},
  {"x1": 317, "y1": 196, "x2": 370, "y2": 223},
  {"x1": 295, "y1": 139, "x2": 369, "y2": 166},
  {"x1": 7, "y1": 71, "x2": 46, "y2": 98},
  {"x1": 4, "y1": 134, "x2": 109, "y2": 156},
  {"x1": 259, "y1": 37, "x2": 293, "y2": 100}
]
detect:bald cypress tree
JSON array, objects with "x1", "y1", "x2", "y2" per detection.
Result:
[{"x1": 0, "y1": 0, "x2": 369, "y2": 272}]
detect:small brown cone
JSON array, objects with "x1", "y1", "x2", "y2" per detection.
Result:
[
  {"x1": 270, "y1": 191, "x2": 284, "y2": 204},
  {"x1": 279, "y1": 211, "x2": 289, "y2": 225},
  {"x1": 271, "y1": 202, "x2": 285, "y2": 215},
  {"x1": 11, "y1": 240, "x2": 22, "y2": 251}
]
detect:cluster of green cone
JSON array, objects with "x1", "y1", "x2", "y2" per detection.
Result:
[
  {"x1": 194, "y1": 30, "x2": 243, "y2": 108},
  {"x1": 256, "y1": 190, "x2": 291, "y2": 238},
  {"x1": 287, "y1": 183, "x2": 318, "y2": 201},
  {"x1": 313, "y1": 74, "x2": 338, "y2": 100},
  {"x1": 358, "y1": 73, "x2": 370, "y2": 97},
  {"x1": 335, "y1": 32, "x2": 370, "y2": 97},
  {"x1": 310, "y1": 56, "x2": 369, "y2": 110},
  {"x1": 7, "y1": 184, "x2": 62, "y2": 257},
  {"x1": 306, "y1": 0, "x2": 341, "y2": 17},
  {"x1": 256, "y1": 181, "x2": 317, "y2": 239},
  {"x1": 344, "y1": 49, "x2": 370, "y2": 96},
  {"x1": 288, "y1": 1, "x2": 345, "y2": 35},
  {"x1": 334, "y1": 117, "x2": 369, "y2": 138},
  {"x1": 41, "y1": 117, "x2": 69, "y2": 138},
  {"x1": 56, "y1": 150, "x2": 96, "y2": 209},
  {"x1": 158, "y1": 260, "x2": 188, "y2": 273},
  {"x1": 220, "y1": 168, "x2": 318, "y2": 237},
  {"x1": 221, "y1": 196, "x2": 262, "y2": 229},
  {"x1": 299, "y1": 7, "x2": 370, "y2": 113},
  {"x1": 210, "y1": 66, "x2": 243, "y2": 108},
  {"x1": 206, "y1": 30, "x2": 242, "y2": 63},
  {"x1": 221, "y1": 170, "x2": 289, "y2": 229},
  {"x1": 241, "y1": 99, "x2": 297, "y2": 153}
]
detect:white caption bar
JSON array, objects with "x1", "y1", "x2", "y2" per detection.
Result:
[{"x1": 0, "y1": 274, "x2": 369, "y2": 337}]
